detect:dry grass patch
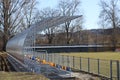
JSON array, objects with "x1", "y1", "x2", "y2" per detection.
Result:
[{"x1": 0, "y1": 72, "x2": 49, "y2": 80}]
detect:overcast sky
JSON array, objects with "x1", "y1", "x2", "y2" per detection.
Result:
[{"x1": 37, "y1": 0, "x2": 101, "y2": 29}]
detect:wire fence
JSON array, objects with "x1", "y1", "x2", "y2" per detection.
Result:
[{"x1": 35, "y1": 52, "x2": 120, "y2": 80}]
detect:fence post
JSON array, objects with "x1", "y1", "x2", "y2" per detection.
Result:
[
  {"x1": 54, "y1": 54, "x2": 60, "y2": 64},
  {"x1": 53, "y1": 53, "x2": 55, "y2": 63},
  {"x1": 62, "y1": 55, "x2": 64, "y2": 66},
  {"x1": 73, "y1": 56, "x2": 75, "y2": 68},
  {"x1": 88, "y1": 58, "x2": 90, "y2": 72},
  {"x1": 42, "y1": 53, "x2": 44, "y2": 60},
  {"x1": 50, "y1": 53, "x2": 52, "y2": 62},
  {"x1": 80, "y1": 57, "x2": 82, "y2": 70},
  {"x1": 117, "y1": 61, "x2": 120, "y2": 80},
  {"x1": 67, "y1": 56, "x2": 69, "y2": 67},
  {"x1": 42, "y1": 53, "x2": 43, "y2": 60},
  {"x1": 43, "y1": 53, "x2": 45, "y2": 60},
  {"x1": 98, "y1": 59, "x2": 100, "y2": 75},
  {"x1": 46, "y1": 53, "x2": 50, "y2": 62},
  {"x1": 110, "y1": 60, "x2": 112, "y2": 80},
  {"x1": 52, "y1": 54, "x2": 54, "y2": 62},
  {"x1": 58, "y1": 54, "x2": 60, "y2": 64}
]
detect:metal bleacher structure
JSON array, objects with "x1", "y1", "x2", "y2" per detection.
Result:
[{"x1": 6, "y1": 16, "x2": 82, "y2": 79}]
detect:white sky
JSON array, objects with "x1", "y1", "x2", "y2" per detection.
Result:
[{"x1": 37, "y1": 0, "x2": 101, "y2": 29}]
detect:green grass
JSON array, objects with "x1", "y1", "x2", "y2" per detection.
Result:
[
  {"x1": 61, "y1": 52, "x2": 120, "y2": 60},
  {"x1": 59, "y1": 52, "x2": 120, "y2": 79},
  {"x1": 37, "y1": 52, "x2": 119, "y2": 79}
]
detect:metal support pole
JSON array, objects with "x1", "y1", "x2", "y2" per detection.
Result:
[
  {"x1": 67, "y1": 56, "x2": 69, "y2": 67},
  {"x1": 51, "y1": 54, "x2": 52, "y2": 62},
  {"x1": 117, "y1": 61, "x2": 120, "y2": 80},
  {"x1": 80, "y1": 57, "x2": 82, "y2": 70},
  {"x1": 88, "y1": 58, "x2": 90, "y2": 72},
  {"x1": 53, "y1": 53, "x2": 55, "y2": 63},
  {"x1": 57, "y1": 54, "x2": 61, "y2": 64},
  {"x1": 73, "y1": 56, "x2": 75, "y2": 68},
  {"x1": 62, "y1": 55, "x2": 64, "y2": 66},
  {"x1": 33, "y1": 24, "x2": 36, "y2": 57},
  {"x1": 47, "y1": 53, "x2": 48, "y2": 61},
  {"x1": 57, "y1": 54, "x2": 59, "y2": 64},
  {"x1": 110, "y1": 60, "x2": 112, "y2": 80},
  {"x1": 98, "y1": 59, "x2": 100, "y2": 74}
]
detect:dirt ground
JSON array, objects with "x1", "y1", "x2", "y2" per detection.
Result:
[{"x1": 0, "y1": 72, "x2": 49, "y2": 80}]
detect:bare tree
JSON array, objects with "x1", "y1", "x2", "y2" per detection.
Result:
[
  {"x1": 73, "y1": 17, "x2": 83, "y2": 44},
  {"x1": 0, "y1": 0, "x2": 36, "y2": 50},
  {"x1": 98, "y1": 15, "x2": 108, "y2": 47},
  {"x1": 45, "y1": 28, "x2": 55, "y2": 44},
  {"x1": 36, "y1": 8, "x2": 60, "y2": 44},
  {"x1": 22, "y1": 0, "x2": 37, "y2": 29},
  {"x1": 58, "y1": 0, "x2": 82, "y2": 44},
  {"x1": 99, "y1": 0, "x2": 120, "y2": 51}
]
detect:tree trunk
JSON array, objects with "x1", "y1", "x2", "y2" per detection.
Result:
[
  {"x1": 112, "y1": 15, "x2": 117, "y2": 51},
  {"x1": 112, "y1": 28, "x2": 116, "y2": 51},
  {"x1": 3, "y1": 0, "x2": 9, "y2": 51},
  {"x1": 2, "y1": 36, "x2": 8, "y2": 51},
  {"x1": 66, "y1": 29, "x2": 69, "y2": 44},
  {"x1": 65, "y1": 22, "x2": 70, "y2": 44}
]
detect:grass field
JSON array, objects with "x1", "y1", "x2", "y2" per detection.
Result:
[
  {"x1": 61, "y1": 52, "x2": 120, "y2": 60},
  {"x1": 58, "y1": 52, "x2": 120, "y2": 79},
  {"x1": 39, "y1": 52, "x2": 120, "y2": 79}
]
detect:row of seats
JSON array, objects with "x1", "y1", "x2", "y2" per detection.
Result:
[{"x1": 25, "y1": 55, "x2": 71, "y2": 71}]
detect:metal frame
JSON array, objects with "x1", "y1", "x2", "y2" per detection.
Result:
[{"x1": 6, "y1": 16, "x2": 81, "y2": 62}]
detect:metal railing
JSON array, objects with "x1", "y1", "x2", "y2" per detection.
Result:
[{"x1": 36, "y1": 52, "x2": 120, "y2": 80}]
